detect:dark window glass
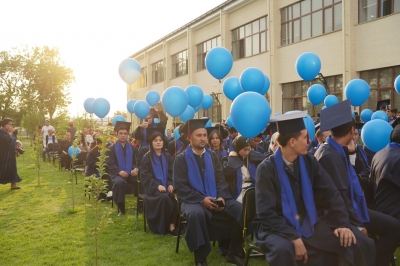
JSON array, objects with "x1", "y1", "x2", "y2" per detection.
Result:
[
  {"x1": 359, "y1": 0, "x2": 399, "y2": 23},
  {"x1": 196, "y1": 36, "x2": 221, "y2": 71},
  {"x1": 151, "y1": 60, "x2": 164, "y2": 84},
  {"x1": 171, "y1": 50, "x2": 188, "y2": 78}
]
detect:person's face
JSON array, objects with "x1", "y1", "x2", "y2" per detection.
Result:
[
  {"x1": 117, "y1": 129, "x2": 128, "y2": 142},
  {"x1": 231, "y1": 131, "x2": 238, "y2": 138},
  {"x1": 45, "y1": 120, "x2": 50, "y2": 126},
  {"x1": 353, "y1": 129, "x2": 360, "y2": 142},
  {"x1": 250, "y1": 137, "x2": 261, "y2": 148},
  {"x1": 89, "y1": 129, "x2": 93, "y2": 134},
  {"x1": 210, "y1": 133, "x2": 220, "y2": 148},
  {"x1": 145, "y1": 115, "x2": 153, "y2": 124},
  {"x1": 166, "y1": 129, "x2": 171, "y2": 136},
  {"x1": 152, "y1": 136, "x2": 164, "y2": 150},
  {"x1": 290, "y1": 129, "x2": 309, "y2": 156},
  {"x1": 190, "y1": 128, "x2": 207, "y2": 150},
  {"x1": 16, "y1": 142, "x2": 21, "y2": 147},
  {"x1": 65, "y1": 132, "x2": 71, "y2": 141},
  {"x1": 239, "y1": 146, "x2": 251, "y2": 158},
  {"x1": 390, "y1": 111, "x2": 396, "y2": 118}
]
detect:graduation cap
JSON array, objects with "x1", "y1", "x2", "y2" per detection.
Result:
[
  {"x1": 114, "y1": 121, "x2": 131, "y2": 132},
  {"x1": 355, "y1": 123, "x2": 364, "y2": 130},
  {"x1": 180, "y1": 119, "x2": 209, "y2": 135},
  {"x1": 377, "y1": 99, "x2": 390, "y2": 111},
  {"x1": 178, "y1": 132, "x2": 190, "y2": 146},
  {"x1": 206, "y1": 125, "x2": 229, "y2": 139},
  {"x1": 263, "y1": 123, "x2": 278, "y2": 136},
  {"x1": 147, "y1": 127, "x2": 166, "y2": 141},
  {"x1": 320, "y1": 100, "x2": 352, "y2": 132},
  {"x1": 269, "y1": 111, "x2": 307, "y2": 135}
]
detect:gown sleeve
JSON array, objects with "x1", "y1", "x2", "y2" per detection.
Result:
[
  {"x1": 140, "y1": 153, "x2": 160, "y2": 195},
  {"x1": 105, "y1": 145, "x2": 120, "y2": 178}
]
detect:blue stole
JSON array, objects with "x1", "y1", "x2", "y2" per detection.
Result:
[
  {"x1": 388, "y1": 142, "x2": 400, "y2": 149},
  {"x1": 151, "y1": 152, "x2": 168, "y2": 191},
  {"x1": 228, "y1": 135, "x2": 233, "y2": 152},
  {"x1": 185, "y1": 145, "x2": 217, "y2": 198},
  {"x1": 357, "y1": 145, "x2": 370, "y2": 173},
  {"x1": 176, "y1": 140, "x2": 183, "y2": 153},
  {"x1": 233, "y1": 160, "x2": 256, "y2": 199},
  {"x1": 115, "y1": 141, "x2": 133, "y2": 174},
  {"x1": 274, "y1": 148, "x2": 318, "y2": 238},
  {"x1": 326, "y1": 136, "x2": 369, "y2": 223},
  {"x1": 220, "y1": 149, "x2": 227, "y2": 158}
]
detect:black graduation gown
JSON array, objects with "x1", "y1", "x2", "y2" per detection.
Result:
[
  {"x1": 254, "y1": 152, "x2": 373, "y2": 266},
  {"x1": 59, "y1": 140, "x2": 72, "y2": 170},
  {"x1": 371, "y1": 146, "x2": 400, "y2": 221},
  {"x1": 86, "y1": 148, "x2": 100, "y2": 177},
  {"x1": 363, "y1": 145, "x2": 376, "y2": 166},
  {"x1": 132, "y1": 124, "x2": 157, "y2": 150},
  {"x1": 0, "y1": 129, "x2": 21, "y2": 184},
  {"x1": 167, "y1": 139, "x2": 183, "y2": 156},
  {"x1": 140, "y1": 152, "x2": 178, "y2": 235},
  {"x1": 173, "y1": 148, "x2": 243, "y2": 257}
]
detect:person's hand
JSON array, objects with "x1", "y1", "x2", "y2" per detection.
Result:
[
  {"x1": 291, "y1": 238, "x2": 308, "y2": 264},
  {"x1": 360, "y1": 227, "x2": 368, "y2": 237},
  {"x1": 201, "y1": 197, "x2": 218, "y2": 210},
  {"x1": 215, "y1": 197, "x2": 225, "y2": 212},
  {"x1": 140, "y1": 122, "x2": 148, "y2": 128},
  {"x1": 168, "y1": 185, "x2": 174, "y2": 193},
  {"x1": 119, "y1": 171, "x2": 129, "y2": 178},
  {"x1": 158, "y1": 185, "x2": 166, "y2": 192},
  {"x1": 347, "y1": 140, "x2": 356, "y2": 153},
  {"x1": 334, "y1": 228, "x2": 356, "y2": 247},
  {"x1": 131, "y1": 168, "x2": 138, "y2": 176},
  {"x1": 229, "y1": 151, "x2": 237, "y2": 156}
]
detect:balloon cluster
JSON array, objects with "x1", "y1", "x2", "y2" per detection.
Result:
[{"x1": 84, "y1": 98, "x2": 111, "y2": 119}]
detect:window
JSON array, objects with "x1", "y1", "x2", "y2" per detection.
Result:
[
  {"x1": 359, "y1": 0, "x2": 400, "y2": 23},
  {"x1": 282, "y1": 75, "x2": 343, "y2": 115},
  {"x1": 231, "y1": 16, "x2": 267, "y2": 60},
  {"x1": 360, "y1": 66, "x2": 400, "y2": 111},
  {"x1": 138, "y1": 67, "x2": 147, "y2": 88},
  {"x1": 197, "y1": 36, "x2": 221, "y2": 71},
  {"x1": 281, "y1": 0, "x2": 342, "y2": 46},
  {"x1": 171, "y1": 50, "x2": 188, "y2": 78},
  {"x1": 152, "y1": 60, "x2": 164, "y2": 84}
]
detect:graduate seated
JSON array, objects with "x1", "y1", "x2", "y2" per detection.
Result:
[
  {"x1": 249, "y1": 133, "x2": 264, "y2": 153},
  {"x1": 226, "y1": 127, "x2": 238, "y2": 152},
  {"x1": 315, "y1": 100, "x2": 400, "y2": 266},
  {"x1": 105, "y1": 121, "x2": 139, "y2": 216},
  {"x1": 173, "y1": 119, "x2": 244, "y2": 266},
  {"x1": 140, "y1": 127, "x2": 179, "y2": 235},
  {"x1": 59, "y1": 132, "x2": 73, "y2": 170},
  {"x1": 206, "y1": 124, "x2": 228, "y2": 160},
  {"x1": 308, "y1": 126, "x2": 330, "y2": 156},
  {"x1": 254, "y1": 111, "x2": 373, "y2": 266}
]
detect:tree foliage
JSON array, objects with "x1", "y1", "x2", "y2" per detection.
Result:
[{"x1": 113, "y1": 110, "x2": 127, "y2": 118}]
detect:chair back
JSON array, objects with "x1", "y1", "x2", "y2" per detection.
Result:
[
  {"x1": 48, "y1": 143, "x2": 60, "y2": 152},
  {"x1": 75, "y1": 152, "x2": 88, "y2": 165},
  {"x1": 242, "y1": 187, "x2": 256, "y2": 237}
]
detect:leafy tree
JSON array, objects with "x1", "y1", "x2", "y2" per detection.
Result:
[{"x1": 113, "y1": 110, "x2": 127, "y2": 118}]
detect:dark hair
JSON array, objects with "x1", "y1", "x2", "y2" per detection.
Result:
[
  {"x1": 149, "y1": 132, "x2": 166, "y2": 151},
  {"x1": 331, "y1": 119, "x2": 355, "y2": 138},
  {"x1": 208, "y1": 130, "x2": 223, "y2": 150},
  {"x1": 390, "y1": 125, "x2": 400, "y2": 143},
  {"x1": 390, "y1": 108, "x2": 398, "y2": 113},
  {"x1": 1, "y1": 118, "x2": 12, "y2": 127},
  {"x1": 37, "y1": 125, "x2": 42, "y2": 130},
  {"x1": 276, "y1": 131, "x2": 302, "y2": 147},
  {"x1": 317, "y1": 113, "x2": 320, "y2": 117}
]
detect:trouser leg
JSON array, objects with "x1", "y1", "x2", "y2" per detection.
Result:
[
  {"x1": 112, "y1": 175, "x2": 127, "y2": 204},
  {"x1": 42, "y1": 148, "x2": 47, "y2": 161},
  {"x1": 262, "y1": 234, "x2": 296, "y2": 266}
]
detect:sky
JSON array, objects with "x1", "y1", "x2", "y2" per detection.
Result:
[{"x1": 0, "y1": 0, "x2": 227, "y2": 117}]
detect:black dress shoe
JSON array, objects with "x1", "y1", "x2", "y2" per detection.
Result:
[{"x1": 226, "y1": 253, "x2": 244, "y2": 266}]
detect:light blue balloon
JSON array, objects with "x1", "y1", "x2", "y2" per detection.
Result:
[
  {"x1": 126, "y1": 99, "x2": 137, "y2": 114},
  {"x1": 295, "y1": 52, "x2": 321, "y2": 81},
  {"x1": 205, "y1": 47, "x2": 233, "y2": 80},
  {"x1": 259, "y1": 75, "x2": 271, "y2": 95},
  {"x1": 118, "y1": 58, "x2": 141, "y2": 84},
  {"x1": 226, "y1": 116, "x2": 234, "y2": 128},
  {"x1": 201, "y1": 94, "x2": 213, "y2": 110},
  {"x1": 112, "y1": 115, "x2": 126, "y2": 126},
  {"x1": 133, "y1": 100, "x2": 150, "y2": 119},
  {"x1": 345, "y1": 79, "x2": 370, "y2": 107},
  {"x1": 146, "y1": 90, "x2": 160, "y2": 107},
  {"x1": 362, "y1": 119, "x2": 393, "y2": 152},
  {"x1": 371, "y1": 110, "x2": 388, "y2": 122},
  {"x1": 230, "y1": 92, "x2": 271, "y2": 138},
  {"x1": 68, "y1": 146, "x2": 81, "y2": 157},
  {"x1": 154, "y1": 118, "x2": 159, "y2": 124},
  {"x1": 222, "y1": 77, "x2": 243, "y2": 101},
  {"x1": 84, "y1": 98, "x2": 95, "y2": 114},
  {"x1": 324, "y1": 95, "x2": 339, "y2": 107},
  {"x1": 307, "y1": 84, "x2": 326, "y2": 105},
  {"x1": 322, "y1": 106, "x2": 327, "y2": 110},
  {"x1": 201, "y1": 117, "x2": 212, "y2": 128},
  {"x1": 174, "y1": 126, "x2": 180, "y2": 140},
  {"x1": 395, "y1": 75, "x2": 400, "y2": 95},
  {"x1": 195, "y1": 105, "x2": 201, "y2": 112},
  {"x1": 92, "y1": 98, "x2": 110, "y2": 119},
  {"x1": 179, "y1": 106, "x2": 195, "y2": 123},
  {"x1": 161, "y1": 86, "x2": 188, "y2": 117},
  {"x1": 239, "y1": 68, "x2": 265, "y2": 93},
  {"x1": 361, "y1": 109, "x2": 373, "y2": 123},
  {"x1": 185, "y1": 85, "x2": 204, "y2": 108}
]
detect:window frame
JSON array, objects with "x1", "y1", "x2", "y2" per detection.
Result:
[
  {"x1": 196, "y1": 36, "x2": 221, "y2": 71},
  {"x1": 171, "y1": 50, "x2": 188, "y2": 79},
  {"x1": 139, "y1": 67, "x2": 147, "y2": 88},
  {"x1": 151, "y1": 60, "x2": 164, "y2": 84},
  {"x1": 358, "y1": 0, "x2": 400, "y2": 23}
]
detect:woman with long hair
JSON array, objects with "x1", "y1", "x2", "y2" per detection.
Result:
[
  {"x1": 140, "y1": 127, "x2": 179, "y2": 235},
  {"x1": 207, "y1": 125, "x2": 228, "y2": 160}
]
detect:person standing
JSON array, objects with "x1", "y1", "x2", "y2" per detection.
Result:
[
  {"x1": 132, "y1": 108, "x2": 159, "y2": 151},
  {"x1": 41, "y1": 119, "x2": 55, "y2": 146},
  {"x1": 0, "y1": 118, "x2": 22, "y2": 189},
  {"x1": 67, "y1": 121, "x2": 77, "y2": 140}
]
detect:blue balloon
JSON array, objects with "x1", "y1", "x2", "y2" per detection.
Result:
[
  {"x1": 174, "y1": 126, "x2": 180, "y2": 140},
  {"x1": 362, "y1": 119, "x2": 393, "y2": 152},
  {"x1": 133, "y1": 100, "x2": 150, "y2": 119},
  {"x1": 230, "y1": 92, "x2": 271, "y2": 138},
  {"x1": 324, "y1": 95, "x2": 339, "y2": 107},
  {"x1": 92, "y1": 98, "x2": 110, "y2": 119},
  {"x1": 226, "y1": 116, "x2": 234, "y2": 128},
  {"x1": 345, "y1": 79, "x2": 370, "y2": 107},
  {"x1": 161, "y1": 86, "x2": 188, "y2": 117},
  {"x1": 322, "y1": 106, "x2": 327, "y2": 110},
  {"x1": 205, "y1": 47, "x2": 233, "y2": 80},
  {"x1": 201, "y1": 94, "x2": 214, "y2": 110},
  {"x1": 118, "y1": 58, "x2": 141, "y2": 84},
  {"x1": 112, "y1": 115, "x2": 126, "y2": 126},
  {"x1": 195, "y1": 105, "x2": 201, "y2": 112},
  {"x1": 296, "y1": 52, "x2": 321, "y2": 81},
  {"x1": 201, "y1": 117, "x2": 212, "y2": 128},
  {"x1": 371, "y1": 110, "x2": 388, "y2": 122},
  {"x1": 68, "y1": 146, "x2": 81, "y2": 157},
  {"x1": 84, "y1": 98, "x2": 95, "y2": 114},
  {"x1": 185, "y1": 85, "x2": 204, "y2": 108},
  {"x1": 222, "y1": 77, "x2": 242, "y2": 101},
  {"x1": 360, "y1": 109, "x2": 373, "y2": 123},
  {"x1": 127, "y1": 99, "x2": 137, "y2": 114},
  {"x1": 239, "y1": 68, "x2": 265, "y2": 93},
  {"x1": 307, "y1": 84, "x2": 326, "y2": 105},
  {"x1": 145, "y1": 90, "x2": 160, "y2": 107},
  {"x1": 154, "y1": 118, "x2": 159, "y2": 124},
  {"x1": 259, "y1": 75, "x2": 271, "y2": 95},
  {"x1": 179, "y1": 106, "x2": 195, "y2": 123},
  {"x1": 395, "y1": 75, "x2": 400, "y2": 95}
]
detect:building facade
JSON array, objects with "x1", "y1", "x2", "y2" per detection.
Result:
[{"x1": 127, "y1": 0, "x2": 400, "y2": 127}]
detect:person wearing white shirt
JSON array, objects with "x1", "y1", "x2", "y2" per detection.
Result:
[{"x1": 41, "y1": 119, "x2": 55, "y2": 146}]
